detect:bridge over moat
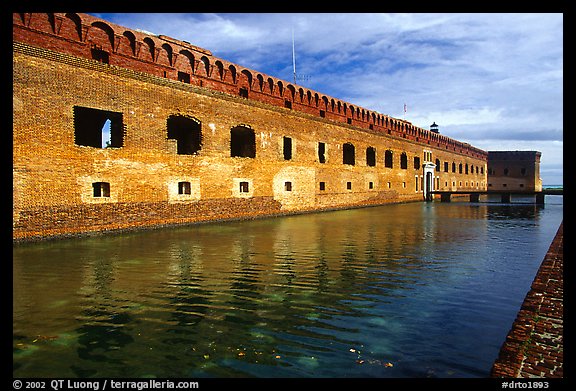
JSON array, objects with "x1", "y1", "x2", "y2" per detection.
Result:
[{"x1": 429, "y1": 189, "x2": 563, "y2": 204}]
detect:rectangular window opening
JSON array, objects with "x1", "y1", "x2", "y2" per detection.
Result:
[
  {"x1": 283, "y1": 136, "x2": 293, "y2": 160},
  {"x1": 92, "y1": 182, "x2": 110, "y2": 198},
  {"x1": 347, "y1": 181, "x2": 352, "y2": 190},
  {"x1": 319, "y1": 182, "x2": 326, "y2": 191},
  {"x1": 167, "y1": 115, "x2": 203, "y2": 155},
  {"x1": 239, "y1": 181, "x2": 250, "y2": 193},
  {"x1": 318, "y1": 142, "x2": 326, "y2": 163},
  {"x1": 178, "y1": 181, "x2": 191, "y2": 195},
  {"x1": 284, "y1": 181, "x2": 292, "y2": 191},
  {"x1": 178, "y1": 71, "x2": 191, "y2": 84},
  {"x1": 74, "y1": 106, "x2": 124, "y2": 149},
  {"x1": 91, "y1": 47, "x2": 109, "y2": 64},
  {"x1": 231, "y1": 126, "x2": 256, "y2": 158}
]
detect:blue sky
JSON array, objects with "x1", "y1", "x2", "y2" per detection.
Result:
[{"x1": 94, "y1": 13, "x2": 563, "y2": 185}]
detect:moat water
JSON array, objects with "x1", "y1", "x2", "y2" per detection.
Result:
[{"x1": 13, "y1": 196, "x2": 563, "y2": 378}]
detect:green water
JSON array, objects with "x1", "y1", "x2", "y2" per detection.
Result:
[{"x1": 13, "y1": 197, "x2": 563, "y2": 378}]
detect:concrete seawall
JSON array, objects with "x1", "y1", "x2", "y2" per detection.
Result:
[{"x1": 491, "y1": 221, "x2": 563, "y2": 378}]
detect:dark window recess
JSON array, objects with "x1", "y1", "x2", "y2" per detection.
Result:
[
  {"x1": 343, "y1": 143, "x2": 355, "y2": 165},
  {"x1": 92, "y1": 182, "x2": 110, "y2": 197},
  {"x1": 178, "y1": 181, "x2": 191, "y2": 195},
  {"x1": 366, "y1": 147, "x2": 376, "y2": 167},
  {"x1": 239, "y1": 181, "x2": 249, "y2": 193},
  {"x1": 239, "y1": 87, "x2": 249, "y2": 98},
  {"x1": 319, "y1": 110, "x2": 325, "y2": 118},
  {"x1": 384, "y1": 150, "x2": 393, "y2": 168},
  {"x1": 167, "y1": 115, "x2": 202, "y2": 155},
  {"x1": 369, "y1": 182, "x2": 374, "y2": 189},
  {"x1": 283, "y1": 136, "x2": 292, "y2": 160},
  {"x1": 231, "y1": 126, "x2": 256, "y2": 158},
  {"x1": 74, "y1": 106, "x2": 124, "y2": 148},
  {"x1": 178, "y1": 71, "x2": 191, "y2": 83},
  {"x1": 400, "y1": 153, "x2": 408, "y2": 169},
  {"x1": 369, "y1": 124, "x2": 374, "y2": 130},
  {"x1": 285, "y1": 100, "x2": 292, "y2": 109},
  {"x1": 347, "y1": 118, "x2": 352, "y2": 125},
  {"x1": 285, "y1": 181, "x2": 292, "y2": 191},
  {"x1": 318, "y1": 142, "x2": 326, "y2": 163},
  {"x1": 414, "y1": 156, "x2": 421, "y2": 170},
  {"x1": 319, "y1": 182, "x2": 326, "y2": 191},
  {"x1": 91, "y1": 48, "x2": 109, "y2": 64},
  {"x1": 347, "y1": 181, "x2": 352, "y2": 190}
]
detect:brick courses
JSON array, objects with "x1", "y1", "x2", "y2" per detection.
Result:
[
  {"x1": 13, "y1": 13, "x2": 489, "y2": 242},
  {"x1": 491, "y1": 222, "x2": 563, "y2": 378}
]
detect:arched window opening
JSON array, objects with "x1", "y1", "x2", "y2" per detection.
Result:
[
  {"x1": 343, "y1": 143, "x2": 355, "y2": 165},
  {"x1": 400, "y1": 152, "x2": 408, "y2": 169},
  {"x1": 366, "y1": 147, "x2": 376, "y2": 167},
  {"x1": 384, "y1": 150, "x2": 393, "y2": 168},
  {"x1": 230, "y1": 126, "x2": 256, "y2": 158}
]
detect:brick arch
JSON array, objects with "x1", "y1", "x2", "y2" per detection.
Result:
[
  {"x1": 298, "y1": 88, "x2": 304, "y2": 102},
  {"x1": 87, "y1": 21, "x2": 115, "y2": 52},
  {"x1": 157, "y1": 43, "x2": 173, "y2": 67},
  {"x1": 29, "y1": 13, "x2": 56, "y2": 34},
  {"x1": 277, "y1": 81, "x2": 284, "y2": 98},
  {"x1": 141, "y1": 37, "x2": 155, "y2": 62},
  {"x1": 117, "y1": 31, "x2": 136, "y2": 56},
  {"x1": 257, "y1": 74, "x2": 264, "y2": 91},
  {"x1": 199, "y1": 56, "x2": 211, "y2": 77},
  {"x1": 321, "y1": 96, "x2": 328, "y2": 110},
  {"x1": 287, "y1": 84, "x2": 296, "y2": 101},
  {"x1": 14, "y1": 13, "x2": 26, "y2": 25},
  {"x1": 176, "y1": 50, "x2": 195, "y2": 74},
  {"x1": 214, "y1": 60, "x2": 225, "y2": 80},
  {"x1": 240, "y1": 69, "x2": 253, "y2": 89},
  {"x1": 228, "y1": 65, "x2": 237, "y2": 84},
  {"x1": 306, "y1": 90, "x2": 312, "y2": 105},
  {"x1": 59, "y1": 13, "x2": 82, "y2": 41},
  {"x1": 267, "y1": 77, "x2": 274, "y2": 93}
]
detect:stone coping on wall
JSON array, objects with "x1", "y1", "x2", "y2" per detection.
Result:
[{"x1": 491, "y1": 221, "x2": 563, "y2": 378}]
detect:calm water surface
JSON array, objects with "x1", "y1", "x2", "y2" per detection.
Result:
[{"x1": 13, "y1": 197, "x2": 563, "y2": 378}]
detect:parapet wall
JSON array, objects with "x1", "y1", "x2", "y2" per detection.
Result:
[
  {"x1": 13, "y1": 12, "x2": 486, "y2": 159},
  {"x1": 13, "y1": 13, "x2": 489, "y2": 242}
]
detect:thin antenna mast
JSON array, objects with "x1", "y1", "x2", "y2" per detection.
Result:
[{"x1": 292, "y1": 28, "x2": 297, "y2": 84}]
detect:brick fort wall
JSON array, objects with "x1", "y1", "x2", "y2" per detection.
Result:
[{"x1": 13, "y1": 13, "x2": 488, "y2": 241}]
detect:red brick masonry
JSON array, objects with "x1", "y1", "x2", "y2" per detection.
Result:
[{"x1": 491, "y1": 221, "x2": 563, "y2": 378}]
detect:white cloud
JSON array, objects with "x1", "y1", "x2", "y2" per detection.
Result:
[{"x1": 95, "y1": 13, "x2": 563, "y2": 184}]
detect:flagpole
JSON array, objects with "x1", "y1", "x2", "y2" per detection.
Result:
[{"x1": 292, "y1": 28, "x2": 297, "y2": 85}]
